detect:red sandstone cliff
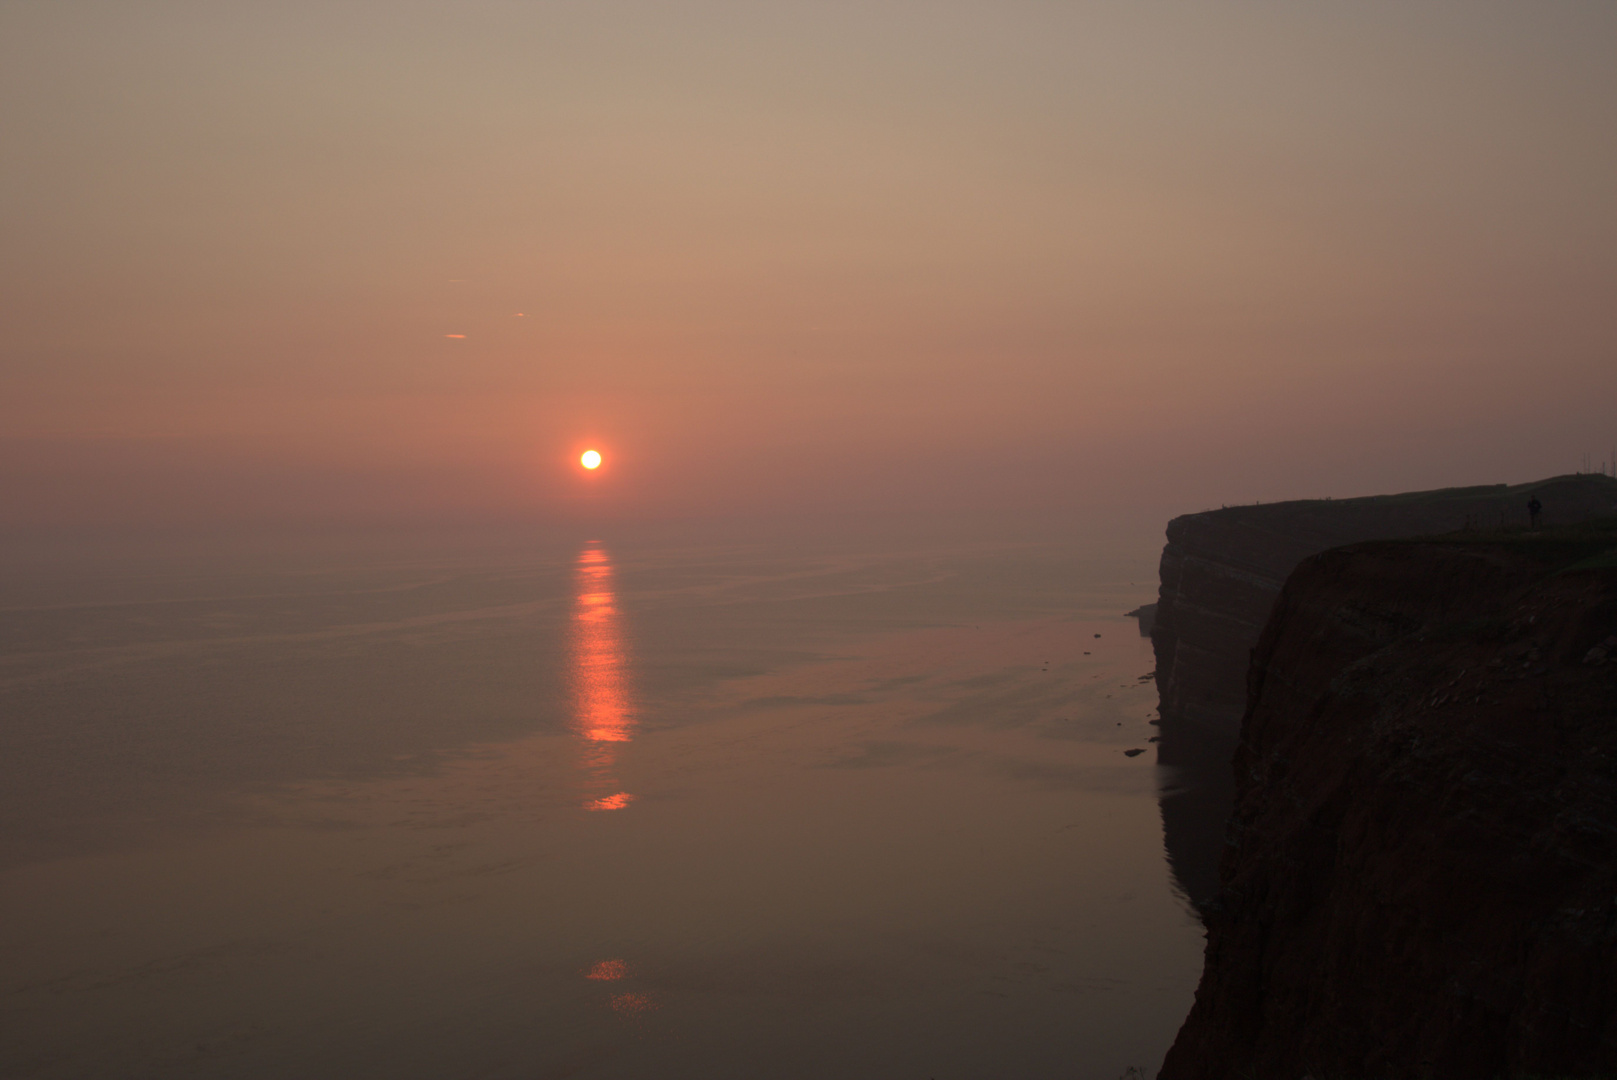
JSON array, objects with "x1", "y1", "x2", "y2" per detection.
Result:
[{"x1": 1159, "y1": 526, "x2": 1617, "y2": 1079}]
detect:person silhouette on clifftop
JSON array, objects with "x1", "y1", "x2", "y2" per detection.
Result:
[{"x1": 1528, "y1": 495, "x2": 1543, "y2": 529}]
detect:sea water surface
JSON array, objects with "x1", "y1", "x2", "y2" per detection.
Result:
[{"x1": 1, "y1": 523, "x2": 1203, "y2": 1079}]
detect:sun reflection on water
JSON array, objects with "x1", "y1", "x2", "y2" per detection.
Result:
[
  {"x1": 585, "y1": 959, "x2": 628, "y2": 981},
  {"x1": 571, "y1": 543, "x2": 634, "y2": 810},
  {"x1": 610, "y1": 992, "x2": 657, "y2": 1016}
]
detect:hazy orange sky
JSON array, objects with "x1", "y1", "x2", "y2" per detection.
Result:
[{"x1": 4, "y1": 1, "x2": 1615, "y2": 533}]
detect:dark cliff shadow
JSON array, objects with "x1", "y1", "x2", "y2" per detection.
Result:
[{"x1": 1156, "y1": 713, "x2": 1237, "y2": 915}]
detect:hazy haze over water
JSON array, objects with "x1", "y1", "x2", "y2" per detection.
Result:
[
  {"x1": 4, "y1": 4, "x2": 1614, "y2": 1075},
  {"x1": 3, "y1": 1, "x2": 1616, "y2": 537}
]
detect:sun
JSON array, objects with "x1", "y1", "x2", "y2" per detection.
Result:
[{"x1": 580, "y1": 449, "x2": 602, "y2": 470}]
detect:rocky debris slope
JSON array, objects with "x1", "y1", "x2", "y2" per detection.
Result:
[
  {"x1": 1158, "y1": 524, "x2": 1617, "y2": 1079},
  {"x1": 1152, "y1": 474, "x2": 1617, "y2": 742}
]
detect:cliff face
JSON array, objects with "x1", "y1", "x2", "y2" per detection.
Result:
[
  {"x1": 1153, "y1": 474, "x2": 1617, "y2": 742},
  {"x1": 1153, "y1": 475, "x2": 1617, "y2": 910},
  {"x1": 1159, "y1": 528, "x2": 1617, "y2": 1079}
]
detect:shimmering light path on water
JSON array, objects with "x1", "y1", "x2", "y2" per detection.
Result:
[{"x1": 572, "y1": 544, "x2": 635, "y2": 812}]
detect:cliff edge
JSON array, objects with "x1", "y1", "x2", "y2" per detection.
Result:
[
  {"x1": 1153, "y1": 474, "x2": 1617, "y2": 742},
  {"x1": 1159, "y1": 523, "x2": 1617, "y2": 1079},
  {"x1": 1154, "y1": 475, "x2": 1617, "y2": 909}
]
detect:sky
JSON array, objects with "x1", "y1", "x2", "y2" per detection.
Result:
[{"x1": 3, "y1": 0, "x2": 1615, "y2": 536}]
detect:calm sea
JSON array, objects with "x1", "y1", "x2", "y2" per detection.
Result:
[{"x1": 1, "y1": 521, "x2": 1203, "y2": 1079}]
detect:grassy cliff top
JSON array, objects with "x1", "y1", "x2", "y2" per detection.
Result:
[
  {"x1": 1388, "y1": 515, "x2": 1617, "y2": 574},
  {"x1": 1170, "y1": 474, "x2": 1617, "y2": 534}
]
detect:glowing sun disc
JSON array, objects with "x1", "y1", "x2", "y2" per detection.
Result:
[{"x1": 580, "y1": 450, "x2": 602, "y2": 470}]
